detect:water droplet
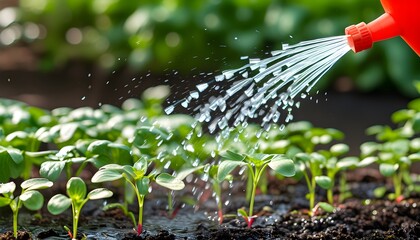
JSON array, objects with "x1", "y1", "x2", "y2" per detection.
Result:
[
  {"x1": 164, "y1": 105, "x2": 175, "y2": 114},
  {"x1": 196, "y1": 83, "x2": 209, "y2": 92}
]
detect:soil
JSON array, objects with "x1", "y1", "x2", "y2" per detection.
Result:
[{"x1": 1, "y1": 177, "x2": 419, "y2": 240}]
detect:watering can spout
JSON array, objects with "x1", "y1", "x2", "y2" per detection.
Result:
[{"x1": 345, "y1": 0, "x2": 420, "y2": 56}]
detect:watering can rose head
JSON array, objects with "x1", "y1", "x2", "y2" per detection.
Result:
[{"x1": 345, "y1": 0, "x2": 420, "y2": 55}]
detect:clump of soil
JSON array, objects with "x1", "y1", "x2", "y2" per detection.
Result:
[{"x1": 0, "y1": 231, "x2": 30, "y2": 240}]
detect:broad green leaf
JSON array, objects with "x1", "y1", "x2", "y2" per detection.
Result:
[
  {"x1": 360, "y1": 142, "x2": 380, "y2": 157},
  {"x1": 91, "y1": 169, "x2": 123, "y2": 183},
  {"x1": 20, "y1": 190, "x2": 44, "y2": 211},
  {"x1": 133, "y1": 157, "x2": 148, "y2": 174},
  {"x1": 330, "y1": 144, "x2": 349, "y2": 156},
  {"x1": 136, "y1": 177, "x2": 150, "y2": 195},
  {"x1": 221, "y1": 151, "x2": 246, "y2": 161},
  {"x1": 175, "y1": 165, "x2": 205, "y2": 180},
  {"x1": 410, "y1": 138, "x2": 420, "y2": 151},
  {"x1": 294, "y1": 153, "x2": 310, "y2": 163},
  {"x1": 40, "y1": 161, "x2": 66, "y2": 182},
  {"x1": 156, "y1": 173, "x2": 185, "y2": 190},
  {"x1": 217, "y1": 160, "x2": 247, "y2": 182},
  {"x1": 391, "y1": 109, "x2": 415, "y2": 124},
  {"x1": 318, "y1": 202, "x2": 334, "y2": 213},
  {"x1": 310, "y1": 152, "x2": 326, "y2": 164},
  {"x1": 315, "y1": 176, "x2": 333, "y2": 189},
  {"x1": 0, "y1": 196, "x2": 11, "y2": 207},
  {"x1": 358, "y1": 156, "x2": 378, "y2": 167},
  {"x1": 0, "y1": 148, "x2": 24, "y2": 182},
  {"x1": 59, "y1": 123, "x2": 79, "y2": 142},
  {"x1": 268, "y1": 158, "x2": 295, "y2": 177},
  {"x1": 0, "y1": 182, "x2": 16, "y2": 194},
  {"x1": 408, "y1": 153, "x2": 420, "y2": 162},
  {"x1": 66, "y1": 177, "x2": 87, "y2": 200},
  {"x1": 48, "y1": 194, "x2": 71, "y2": 215},
  {"x1": 336, "y1": 157, "x2": 359, "y2": 170},
  {"x1": 87, "y1": 188, "x2": 113, "y2": 200},
  {"x1": 21, "y1": 178, "x2": 53, "y2": 191},
  {"x1": 379, "y1": 163, "x2": 398, "y2": 177}
]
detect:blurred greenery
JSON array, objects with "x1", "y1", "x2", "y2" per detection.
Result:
[{"x1": 1, "y1": 0, "x2": 419, "y2": 96}]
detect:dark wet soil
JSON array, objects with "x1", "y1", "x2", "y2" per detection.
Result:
[{"x1": 1, "y1": 177, "x2": 420, "y2": 240}]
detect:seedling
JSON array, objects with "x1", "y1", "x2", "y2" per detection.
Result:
[
  {"x1": 0, "y1": 178, "x2": 53, "y2": 238},
  {"x1": 320, "y1": 143, "x2": 359, "y2": 205},
  {"x1": 293, "y1": 152, "x2": 333, "y2": 215},
  {"x1": 91, "y1": 157, "x2": 185, "y2": 235},
  {"x1": 47, "y1": 177, "x2": 113, "y2": 240},
  {"x1": 218, "y1": 151, "x2": 295, "y2": 227}
]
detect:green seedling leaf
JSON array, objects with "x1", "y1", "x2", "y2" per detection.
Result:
[
  {"x1": 366, "y1": 125, "x2": 385, "y2": 136},
  {"x1": 87, "y1": 188, "x2": 113, "y2": 200},
  {"x1": 48, "y1": 194, "x2": 71, "y2": 215},
  {"x1": 358, "y1": 156, "x2": 378, "y2": 167},
  {"x1": 268, "y1": 157, "x2": 296, "y2": 177},
  {"x1": 176, "y1": 165, "x2": 205, "y2": 180},
  {"x1": 0, "y1": 182, "x2": 16, "y2": 194},
  {"x1": 336, "y1": 157, "x2": 359, "y2": 170},
  {"x1": 24, "y1": 150, "x2": 57, "y2": 158},
  {"x1": 156, "y1": 173, "x2": 185, "y2": 190},
  {"x1": 373, "y1": 186, "x2": 387, "y2": 198},
  {"x1": 40, "y1": 161, "x2": 66, "y2": 182},
  {"x1": 360, "y1": 142, "x2": 380, "y2": 157},
  {"x1": 318, "y1": 202, "x2": 334, "y2": 213},
  {"x1": 237, "y1": 208, "x2": 249, "y2": 218},
  {"x1": 379, "y1": 163, "x2": 398, "y2": 177},
  {"x1": 133, "y1": 157, "x2": 148, "y2": 175},
  {"x1": 91, "y1": 169, "x2": 123, "y2": 183},
  {"x1": 20, "y1": 190, "x2": 44, "y2": 211},
  {"x1": 222, "y1": 150, "x2": 246, "y2": 161},
  {"x1": 330, "y1": 144, "x2": 349, "y2": 156},
  {"x1": 294, "y1": 152, "x2": 310, "y2": 163},
  {"x1": 58, "y1": 123, "x2": 79, "y2": 142},
  {"x1": 217, "y1": 160, "x2": 246, "y2": 182},
  {"x1": 408, "y1": 153, "x2": 420, "y2": 162},
  {"x1": 391, "y1": 109, "x2": 415, "y2": 123},
  {"x1": 136, "y1": 177, "x2": 150, "y2": 195},
  {"x1": 410, "y1": 138, "x2": 420, "y2": 151},
  {"x1": 21, "y1": 178, "x2": 53, "y2": 191},
  {"x1": 66, "y1": 177, "x2": 87, "y2": 200},
  {"x1": 315, "y1": 176, "x2": 333, "y2": 190},
  {"x1": 0, "y1": 148, "x2": 24, "y2": 182},
  {"x1": 0, "y1": 196, "x2": 11, "y2": 207}
]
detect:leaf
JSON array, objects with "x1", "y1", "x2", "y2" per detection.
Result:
[
  {"x1": 360, "y1": 142, "x2": 380, "y2": 157},
  {"x1": 0, "y1": 148, "x2": 24, "y2": 182},
  {"x1": 268, "y1": 157, "x2": 295, "y2": 177},
  {"x1": 48, "y1": 194, "x2": 71, "y2": 215},
  {"x1": 293, "y1": 152, "x2": 310, "y2": 163},
  {"x1": 66, "y1": 177, "x2": 87, "y2": 200},
  {"x1": 136, "y1": 177, "x2": 150, "y2": 195},
  {"x1": 59, "y1": 123, "x2": 79, "y2": 142},
  {"x1": 379, "y1": 163, "x2": 398, "y2": 177},
  {"x1": 358, "y1": 156, "x2": 378, "y2": 167},
  {"x1": 156, "y1": 173, "x2": 185, "y2": 190},
  {"x1": 91, "y1": 169, "x2": 123, "y2": 183},
  {"x1": 315, "y1": 176, "x2": 333, "y2": 190},
  {"x1": 237, "y1": 208, "x2": 249, "y2": 218},
  {"x1": 175, "y1": 165, "x2": 205, "y2": 180},
  {"x1": 0, "y1": 196, "x2": 11, "y2": 207},
  {"x1": 133, "y1": 157, "x2": 148, "y2": 174},
  {"x1": 217, "y1": 160, "x2": 246, "y2": 182},
  {"x1": 40, "y1": 161, "x2": 66, "y2": 182},
  {"x1": 336, "y1": 157, "x2": 359, "y2": 170},
  {"x1": 373, "y1": 186, "x2": 387, "y2": 198},
  {"x1": 87, "y1": 188, "x2": 113, "y2": 200},
  {"x1": 318, "y1": 202, "x2": 334, "y2": 213},
  {"x1": 20, "y1": 190, "x2": 44, "y2": 211},
  {"x1": 21, "y1": 178, "x2": 53, "y2": 191},
  {"x1": 330, "y1": 144, "x2": 349, "y2": 156},
  {"x1": 0, "y1": 182, "x2": 16, "y2": 194},
  {"x1": 221, "y1": 150, "x2": 246, "y2": 161}
]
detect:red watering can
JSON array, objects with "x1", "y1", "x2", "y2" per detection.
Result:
[{"x1": 345, "y1": 0, "x2": 420, "y2": 55}]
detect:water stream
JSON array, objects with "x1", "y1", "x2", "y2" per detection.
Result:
[{"x1": 165, "y1": 35, "x2": 351, "y2": 133}]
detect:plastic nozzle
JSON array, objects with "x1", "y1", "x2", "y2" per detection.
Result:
[{"x1": 345, "y1": 23, "x2": 373, "y2": 53}]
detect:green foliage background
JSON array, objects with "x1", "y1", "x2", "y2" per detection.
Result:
[{"x1": 5, "y1": 0, "x2": 420, "y2": 96}]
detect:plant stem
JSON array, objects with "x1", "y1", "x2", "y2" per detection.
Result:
[
  {"x1": 167, "y1": 191, "x2": 173, "y2": 217},
  {"x1": 12, "y1": 209, "x2": 18, "y2": 238},
  {"x1": 137, "y1": 195, "x2": 145, "y2": 235},
  {"x1": 309, "y1": 176, "x2": 316, "y2": 214},
  {"x1": 72, "y1": 204, "x2": 79, "y2": 240},
  {"x1": 393, "y1": 172, "x2": 402, "y2": 198},
  {"x1": 212, "y1": 181, "x2": 223, "y2": 224}
]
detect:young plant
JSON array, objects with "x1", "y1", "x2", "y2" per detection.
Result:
[
  {"x1": 91, "y1": 157, "x2": 185, "y2": 235},
  {"x1": 47, "y1": 177, "x2": 113, "y2": 240},
  {"x1": 320, "y1": 144, "x2": 359, "y2": 205},
  {"x1": 217, "y1": 151, "x2": 295, "y2": 228},
  {"x1": 0, "y1": 178, "x2": 53, "y2": 238},
  {"x1": 293, "y1": 152, "x2": 333, "y2": 216}
]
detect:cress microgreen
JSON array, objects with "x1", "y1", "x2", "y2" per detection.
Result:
[
  {"x1": 47, "y1": 177, "x2": 112, "y2": 240},
  {"x1": 91, "y1": 157, "x2": 185, "y2": 235},
  {"x1": 0, "y1": 178, "x2": 53, "y2": 238}
]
